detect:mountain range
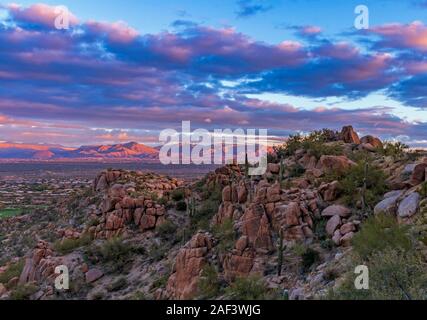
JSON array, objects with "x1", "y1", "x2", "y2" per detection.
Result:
[{"x1": 0, "y1": 142, "x2": 159, "y2": 160}]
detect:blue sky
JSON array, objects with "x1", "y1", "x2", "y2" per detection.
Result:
[{"x1": 0, "y1": 1, "x2": 427, "y2": 146}]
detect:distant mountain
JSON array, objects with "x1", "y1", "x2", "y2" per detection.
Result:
[{"x1": 0, "y1": 142, "x2": 159, "y2": 160}]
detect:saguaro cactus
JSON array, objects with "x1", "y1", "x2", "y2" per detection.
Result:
[
  {"x1": 245, "y1": 152, "x2": 249, "y2": 178},
  {"x1": 187, "y1": 196, "x2": 196, "y2": 217}
]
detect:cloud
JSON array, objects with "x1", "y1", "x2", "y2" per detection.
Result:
[
  {"x1": 0, "y1": 4, "x2": 426, "y2": 146},
  {"x1": 235, "y1": 0, "x2": 273, "y2": 18},
  {"x1": 5, "y1": 3, "x2": 78, "y2": 29},
  {"x1": 370, "y1": 21, "x2": 427, "y2": 52}
]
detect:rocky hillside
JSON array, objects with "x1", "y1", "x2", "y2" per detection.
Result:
[{"x1": 1, "y1": 126, "x2": 427, "y2": 300}]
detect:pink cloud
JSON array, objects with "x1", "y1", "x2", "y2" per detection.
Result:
[
  {"x1": 371, "y1": 21, "x2": 427, "y2": 52},
  {"x1": 6, "y1": 3, "x2": 79, "y2": 29},
  {"x1": 86, "y1": 20, "x2": 139, "y2": 44}
]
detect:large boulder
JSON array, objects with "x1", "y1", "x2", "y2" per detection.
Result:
[
  {"x1": 322, "y1": 205, "x2": 351, "y2": 218},
  {"x1": 360, "y1": 135, "x2": 383, "y2": 148},
  {"x1": 340, "y1": 126, "x2": 360, "y2": 144},
  {"x1": 410, "y1": 163, "x2": 427, "y2": 186},
  {"x1": 85, "y1": 268, "x2": 104, "y2": 283},
  {"x1": 317, "y1": 156, "x2": 355, "y2": 175},
  {"x1": 326, "y1": 215, "x2": 341, "y2": 236},
  {"x1": 398, "y1": 192, "x2": 420, "y2": 218},
  {"x1": 374, "y1": 191, "x2": 403, "y2": 215}
]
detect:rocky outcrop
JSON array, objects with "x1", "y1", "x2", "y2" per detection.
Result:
[
  {"x1": 223, "y1": 236, "x2": 257, "y2": 281},
  {"x1": 19, "y1": 241, "x2": 56, "y2": 285},
  {"x1": 360, "y1": 135, "x2": 383, "y2": 149},
  {"x1": 317, "y1": 156, "x2": 355, "y2": 175},
  {"x1": 88, "y1": 170, "x2": 181, "y2": 239},
  {"x1": 166, "y1": 232, "x2": 214, "y2": 300},
  {"x1": 241, "y1": 204, "x2": 273, "y2": 252},
  {"x1": 340, "y1": 126, "x2": 360, "y2": 144}
]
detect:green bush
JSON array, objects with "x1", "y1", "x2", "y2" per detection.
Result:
[
  {"x1": 288, "y1": 164, "x2": 306, "y2": 178},
  {"x1": 420, "y1": 182, "x2": 427, "y2": 198},
  {"x1": 53, "y1": 233, "x2": 93, "y2": 255},
  {"x1": 275, "y1": 130, "x2": 343, "y2": 160},
  {"x1": 0, "y1": 259, "x2": 24, "y2": 287},
  {"x1": 157, "y1": 221, "x2": 178, "y2": 242},
  {"x1": 148, "y1": 243, "x2": 169, "y2": 262},
  {"x1": 107, "y1": 277, "x2": 128, "y2": 292},
  {"x1": 339, "y1": 161, "x2": 388, "y2": 209},
  {"x1": 198, "y1": 264, "x2": 221, "y2": 299},
  {"x1": 212, "y1": 218, "x2": 235, "y2": 254},
  {"x1": 301, "y1": 248, "x2": 320, "y2": 272},
  {"x1": 329, "y1": 248, "x2": 427, "y2": 300},
  {"x1": 10, "y1": 283, "x2": 38, "y2": 300},
  {"x1": 352, "y1": 214, "x2": 412, "y2": 261},
  {"x1": 191, "y1": 198, "x2": 221, "y2": 232},
  {"x1": 171, "y1": 189, "x2": 185, "y2": 202},
  {"x1": 378, "y1": 141, "x2": 409, "y2": 160},
  {"x1": 152, "y1": 274, "x2": 169, "y2": 289},
  {"x1": 225, "y1": 275, "x2": 270, "y2": 300},
  {"x1": 89, "y1": 237, "x2": 133, "y2": 272},
  {"x1": 175, "y1": 200, "x2": 187, "y2": 212}
]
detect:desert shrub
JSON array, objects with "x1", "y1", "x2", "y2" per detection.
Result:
[
  {"x1": 10, "y1": 283, "x2": 38, "y2": 300},
  {"x1": 190, "y1": 196, "x2": 221, "y2": 232},
  {"x1": 420, "y1": 182, "x2": 427, "y2": 198},
  {"x1": 274, "y1": 134, "x2": 303, "y2": 158},
  {"x1": 148, "y1": 243, "x2": 169, "y2": 262},
  {"x1": 0, "y1": 259, "x2": 24, "y2": 287},
  {"x1": 339, "y1": 161, "x2": 388, "y2": 209},
  {"x1": 301, "y1": 248, "x2": 320, "y2": 272},
  {"x1": 130, "y1": 290, "x2": 149, "y2": 300},
  {"x1": 288, "y1": 164, "x2": 306, "y2": 178},
  {"x1": 171, "y1": 189, "x2": 185, "y2": 202},
  {"x1": 53, "y1": 233, "x2": 93, "y2": 255},
  {"x1": 378, "y1": 141, "x2": 409, "y2": 160},
  {"x1": 225, "y1": 275, "x2": 270, "y2": 300},
  {"x1": 323, "y1": 267, "x2": 339, "y2": 282},
  {"x1": 313, "y1": 219, "x2": 328, "y2": 241},
  {"x1": 87, "y1": 218, "x2": 100, "y2": 227},
  {"x1": 157, "y1": 220, "x2": 178, "y2": 242},
  {"x1": 88, "y1": 237, "x2": 134, "y2": 272},
  {"x1": 152, "y1": 274, "x2": 169, "y2": 289},
  {"x1": 275, "y1": 130, "x2": 343, "y2": 160},
  {"x1": 198, "y1": 264, "x2": 221, "y2": 299},
  {"x1": 352, "y1": 214, "x2": 412, "y2": 261},
  {"x1": 108, "y1": 277, "x2": 128, "y2": 292},
  {"x1": 329, "y1": 248, "x2": 427, "y2": 300},
  {"x1": 212, "y1": 218, "x2": 235, "y2": 254},
  {"x1": 175, "y1": 200, "x2": 187, "y2": 212},
  {"x1": 89, "y1": 290, "x2": 106, "y2": 300}
]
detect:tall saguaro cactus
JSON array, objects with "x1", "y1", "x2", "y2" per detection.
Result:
[{"x1": 245, "y1": 152, "x2": 249, "y2": 179}]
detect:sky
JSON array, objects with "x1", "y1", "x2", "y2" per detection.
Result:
[{"x1": 0, "y1": 0, "x2": 427, "y2": 147}]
